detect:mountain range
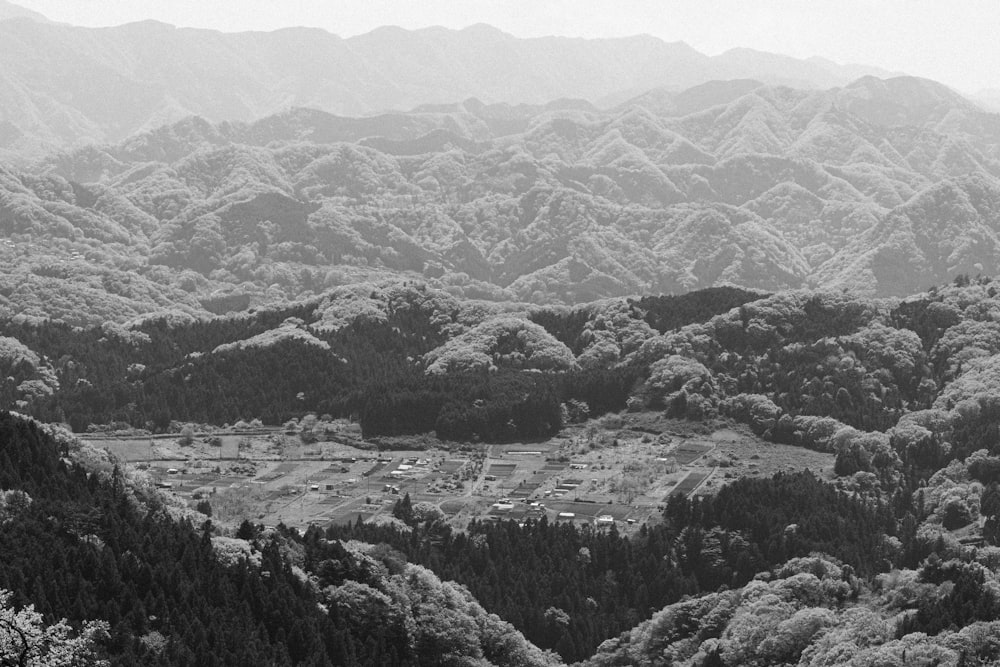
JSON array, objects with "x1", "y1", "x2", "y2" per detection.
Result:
[
  {"x1": 0, "y1": 3, "x2": 901, "y2": 158},
  {"x1": 2, "y1": 71, "x2": 999, "y2": 323}
]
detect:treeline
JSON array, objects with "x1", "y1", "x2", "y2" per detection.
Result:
[
  {"x1": 323, "y1": 471, "x2": 895, "y2": 662},
  {"x1": 4, "y1": 294, "x2": 642, "y2": 439},
  {"x1": 360, "y1": 367, "x2": 636, "y2": 441},
  {"x1": 0, "y1": 285, "x2": 836, "y2": 443},
  {"x1": 631, "y1": 287, "x2": 765, "y2": 334},
  {"x1": 528, "y1": 286, "x2": 764, "y2": 354}
]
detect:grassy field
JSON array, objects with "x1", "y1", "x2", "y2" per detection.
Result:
[
  {"x1": 670, "y1": 470, "x2": 713, "y2": 497},
  {"x1": 671, "y1": 442, "x2": 715, "y2": 464}
]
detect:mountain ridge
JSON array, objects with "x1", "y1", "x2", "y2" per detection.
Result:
[
  {"x1": 0, "y1": 0, "x2": 49, "y2": 23},
  {"x1": 0, "y1": 14, "x2": 905, "y2": 159}
]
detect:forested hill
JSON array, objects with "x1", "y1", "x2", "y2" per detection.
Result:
[
  {"x1": 0, "y1": 283, "x2": 765, "y2": 433},
  {"x1": 0, "y1": 274, "x2": 994, "y2": 440},
  {"x1": 0, "y1": 411, "x2": 557, "y2": 665},
  {"x1": 1, "y1": 76, "x2": 999, "y2": 324},
  {"x1": 0, "y1": 273, "x2": 996, "y2": 459}
]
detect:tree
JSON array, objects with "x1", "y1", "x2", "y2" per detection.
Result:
[
  {"x1": 178, "y1": 424, "x2": 195, "y2": 446},
  {"x1": 0, "y1": 589, "x2": 108, "y2": 667},
  {"x1": 299, "y1": 414, "x2": 318, "y2": 444},
  {"x1": 236, "y1": 519, "x2": 258, "y2": 540},
  {"x1": 411, "y1": 502, "x2": 444, "y2": 525},
  {"x1": 982, "y1": 483, "x2": 1000, "y2": 519},
  {"x1": 393, "y1": 493, "x2": 414, "y2": 526}
]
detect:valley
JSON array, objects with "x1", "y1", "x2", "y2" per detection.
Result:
[
  {"x1": 3, "y1": 3, "x2": 1000, "y2": 666},
  {"x1": 85, "y1": 414, "x2": 834, "y2": 534}
]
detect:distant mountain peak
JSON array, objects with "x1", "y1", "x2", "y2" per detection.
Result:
[
  {"x1": 0, "y1": 19, "x2": 952, "y2": 157},
  {"x1": 363, "y1": 24, "x2": 411, "y2": 36},
  {"x1": 618, "y1": 79, "x2": 766, "y2": 116},
  {"x1": 0, "y1": 0, "x2": 50, "y2": 23},
  {"x1": 847, "y1": 74, "x2": 963, "y2": 98},
  {"x1": 116, "y1": 19, "x2": 178, "y2": 31},
  {"x1": 839, "y1": 74, "x2": 975, "y2": 125},
  {"x1": 719, "y1": 46, "x2": 776, "y2": 57},
  {"x1": 459, "y1": 22, "x2": 508, "y2": 37}
]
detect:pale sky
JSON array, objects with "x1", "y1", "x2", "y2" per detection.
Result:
[{"x1": 13, "y1": 0, "x2": 1000, "y2": 94}]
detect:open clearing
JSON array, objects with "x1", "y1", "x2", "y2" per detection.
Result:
[{"x1": 84, "y1": 414, "x2": 833, "y2": 533}]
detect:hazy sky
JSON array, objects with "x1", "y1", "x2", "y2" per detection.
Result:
[{"x1": 13, "y1": 0, "x2": 1000, "y2": 93}]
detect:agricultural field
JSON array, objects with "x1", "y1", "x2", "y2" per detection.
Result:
[{"x1": 83, "y1": 413, "x2": 834, "y2": 533}]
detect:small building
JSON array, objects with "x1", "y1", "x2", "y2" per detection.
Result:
[{"x1": 595, "y1": 515, "x2": 615, "y2": 527}]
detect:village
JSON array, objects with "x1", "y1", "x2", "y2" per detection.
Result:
[{"x1": 84, "y1": 413, "x2": 835, "y2": 533}]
